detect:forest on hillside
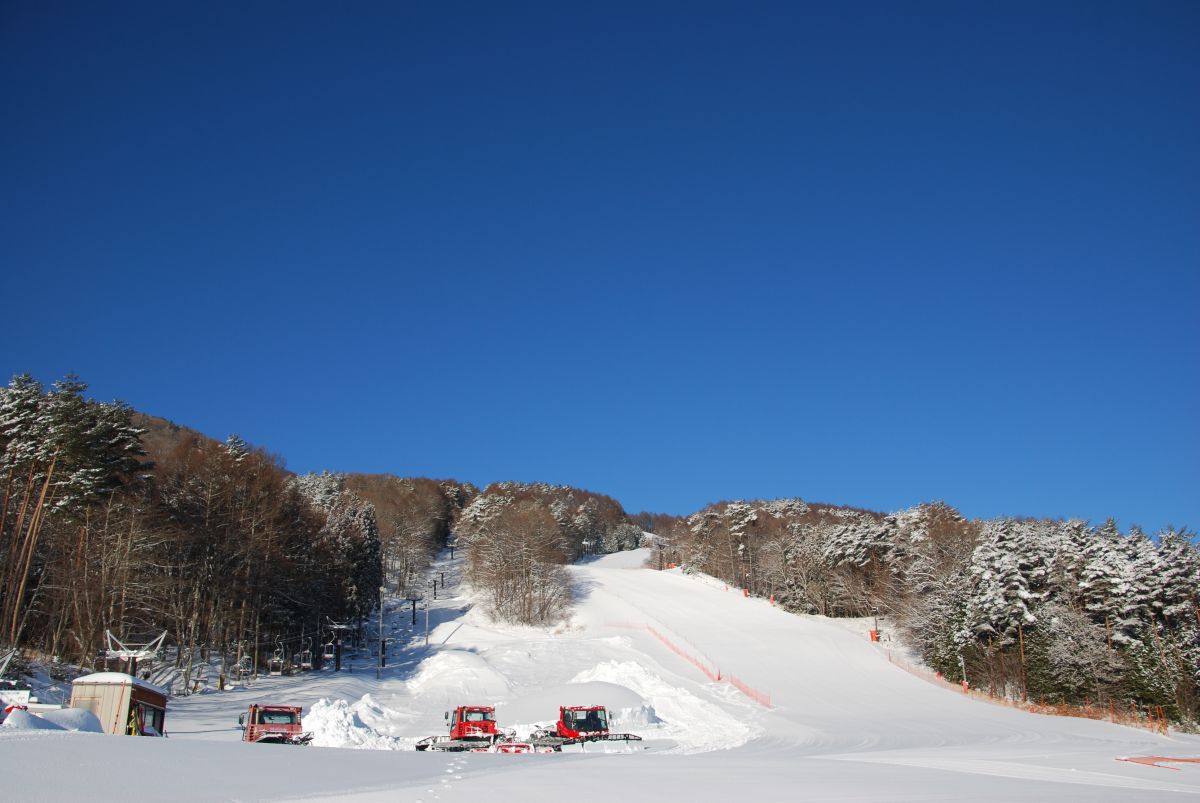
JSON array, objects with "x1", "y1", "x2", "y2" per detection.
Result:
[
  {"x1": 0, "y1": 375, "x2": 468, "y2": 683},
  {"x1": 650, "y1": 500, "x2": 1200, "y2": 724}
]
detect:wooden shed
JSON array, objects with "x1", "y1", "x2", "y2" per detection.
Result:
[{"x1": 69, "y1": 672, "x2": 168, "y2": 736}]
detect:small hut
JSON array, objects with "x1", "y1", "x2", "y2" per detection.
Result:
[{"x1": 69, "y1": 672, "x2": 168, "y2": 736}]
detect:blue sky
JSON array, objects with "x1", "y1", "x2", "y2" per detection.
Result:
[{"x1": 2, "y1": 2, "x2": 1197, "y2": 531}]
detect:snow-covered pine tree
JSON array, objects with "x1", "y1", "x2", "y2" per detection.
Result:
[
  {"x1": 223, "y1": 433, "x2": 249, "y2": 460},
  {"x1": 822, "y1": 511, "x2": 893, "y2": 569},
  {"x1": 965, "y1": 519, "x2": 1047, "y2": 647},
  {"x1": 1118, "y1": 527, "x2": 1160, "y2": 634},
  {"x1": 1043, "y1": 519, "x2": 1091, "y2": 609},
  {"x1": 1078, "y1": 519, "x2": 1135, "y2": 645},
  {"x1": 0, "y1": 374, "x2": 50, "y2": 471},
  {"x1": 1156, "y1": 528, "x2": 1200, "y2": 629},
  {"x1": 725, "y1": 502, "x2": 758, "y2": 589}
]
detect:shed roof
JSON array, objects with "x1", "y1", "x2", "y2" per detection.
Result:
[{"x1": 71, "y1": 672, "x2": 168, "y2": 696}]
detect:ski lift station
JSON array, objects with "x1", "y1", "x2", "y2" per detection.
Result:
[{"x1": 69, "y1": 672, "x2": 168, "y2": 736}]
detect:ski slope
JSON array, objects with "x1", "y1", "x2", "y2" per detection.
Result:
[{"x1": 4, "y1": 548, "x2": 1200, "y2": 802}]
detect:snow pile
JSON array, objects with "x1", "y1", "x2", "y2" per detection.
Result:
[
  {"x1": 572, "y1": 661, "x2": 756, "y2": 753},
  {"x1": 405, "y1": 649, "x2": 510, "y2": 700},
  {"x1": 40, "y1": 707, "x2": 104, "y2": 733},
  {"x1": 1, "y1": 709, "x2": 65, "y2": 731},
  {"x1": 306, "y1": 696, "x2": 409, "y2": 750},
  {"x1": 345, "y1": 694, "x2": 419, "y2": 738},
  {"x1": 607, "y1": 701, "x2": 662, "y2": 732}
]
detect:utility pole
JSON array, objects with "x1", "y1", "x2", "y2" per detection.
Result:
[{"x1": 424, "y1": 604, "x2": 430, "y2": 647}]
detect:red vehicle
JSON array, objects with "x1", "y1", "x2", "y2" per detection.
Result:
[
  {"x1": 238, "y1": 704, "x2": 312, "y2": 745},
  {"x1": 530, "y1": 706, "x2": 642, "y2": 750},
  {"x1": 416, "y1": 705, "x2": 527, "y2": 752}
]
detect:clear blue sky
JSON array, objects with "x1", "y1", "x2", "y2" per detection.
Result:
[{"x1": 2, "y1": 2, "x2": 1197, "y2": 531}]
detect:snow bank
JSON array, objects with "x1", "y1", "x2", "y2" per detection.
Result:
[
  {"x1": 306, "y1": 696, "x2": 410, "y2": 750},
  {"x1": 40, "y1": 707, "x2": 104, "y2": 733},
  {"x1": 572, "y1": 661, "x2": 757, "y2": 753},
  {"x1": 1, "y1": 709, "x2": 65, "y2": 731},
  {"x1": 405, "y1": 649, "x2": 510, "y2": 700}
]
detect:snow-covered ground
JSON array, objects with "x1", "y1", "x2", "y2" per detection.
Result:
[{"x1": 5, "y1": 548, "x2": 1200, "y2": 801}]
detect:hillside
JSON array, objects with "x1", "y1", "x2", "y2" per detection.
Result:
[
  {"x1": 4, "y1": 548, "x2": 1199, "y2": 801},
  {"x1": 130, "y1": 412, "x2": 208, "y2": 468}
]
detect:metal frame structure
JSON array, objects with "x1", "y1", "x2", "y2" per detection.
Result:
[{"x1": 104, "y1": 630, "x2": 167, "y2": 662}]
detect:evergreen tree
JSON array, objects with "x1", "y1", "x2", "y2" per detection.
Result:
[
  {"x1": 1118, "y1": 527, "x2": 1160, "y2": 632},
  {"x1": 1043, "y1": 519, "x2": 1090, "y2": 606},
  {"x1": 1078, "y1": 519, "x2": 1135, "y2": 645},
  {"x1": 1157, "y1": 528, "x2": 1200, "y2": 628},
  {"x1": 965, "y1": 519, "x2": 1045, "y2": 646}
]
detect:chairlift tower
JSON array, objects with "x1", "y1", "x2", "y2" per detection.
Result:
[{"x1": 104, "y1": 630, "x2": 168, "y2": 677}]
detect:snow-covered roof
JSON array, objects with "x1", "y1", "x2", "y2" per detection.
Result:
[{"x1": 71, "y1": 672, "x2": 168, "y2": 696}]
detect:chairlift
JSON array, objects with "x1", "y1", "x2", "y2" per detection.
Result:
[
  {"x1": 322, "y1": 640, "x2": 335, "y2": 662},
  {"x1": 268, "y1": 639, "x2": 285, "y2": 676},
  {"x1": 299, "y1": 639, "x2": 313, "y2": 670}
]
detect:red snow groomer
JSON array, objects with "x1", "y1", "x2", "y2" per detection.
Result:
[
  {"x1": 530, "y1": 706, "x2": 642, "y2": 750},
  {"x1": 416, "y1": 705, "x2": 532, "y2": 752},
  {"x1": 238, "y1": 704, "x2": 313, "y2": 745}
]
